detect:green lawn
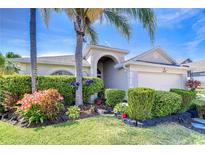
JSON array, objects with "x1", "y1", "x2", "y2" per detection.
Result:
[{"x1": 0, "y1": 115, "x2": 205, "y2": 144}]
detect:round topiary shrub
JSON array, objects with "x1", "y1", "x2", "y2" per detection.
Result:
[
  {"x1": 151, "y1": 91, "x2": 182, "y2": 117},
  {"x1": 170, "y1": 88, "x2": 196, "y2": 112},
  {"x1": 105, "y1": 89, "x2": 126, "y2": 107},
  {"x1": 128, "y1": 88, "x2": 155, "y2": 120}
]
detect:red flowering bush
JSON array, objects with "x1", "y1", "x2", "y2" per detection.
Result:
[
  {"x1": 17, "y1": 89, "x2": 64, "y2": 124},
  {"x1": 185, "y1": 79, "x2": 201, "y2": 91}
]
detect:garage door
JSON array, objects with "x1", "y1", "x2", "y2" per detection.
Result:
[{"x1": 138, "y1": 72, "x2": 184, "y2": 91}]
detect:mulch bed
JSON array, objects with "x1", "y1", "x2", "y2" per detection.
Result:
[
  {"x1": 114, "y1": 112, "x2": 192, "y2": 127},
  {"x1": 0, "y1": 104, "x2": 113, "y2": 128}
]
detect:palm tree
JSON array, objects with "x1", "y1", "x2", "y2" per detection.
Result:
[
  {"x1": 41, "y1": 8, "x2": 156, "y2": 106},
  {"x1": 30, "y1": 8, "x2": 37, "y2": 93}
]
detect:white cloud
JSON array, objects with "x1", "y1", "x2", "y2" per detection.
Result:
[
  {"x1": 156, "y1": 9, "x2": 201, "y2": 27},
  {"x1": 182, "y1": 12, "x2": 205, "y2": 52}
]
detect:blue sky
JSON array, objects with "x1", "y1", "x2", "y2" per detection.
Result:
[{"x1": 0, "y1": 8, "x2": 205, "y2": 61}]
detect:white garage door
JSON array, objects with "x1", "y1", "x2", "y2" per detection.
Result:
[{"x1": 138, "y1": 72, "x2": 184, "y2": 91}]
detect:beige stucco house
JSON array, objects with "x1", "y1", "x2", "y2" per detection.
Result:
[{"x1": 11, "y1": 45, "x2": 188, "y2": 91}]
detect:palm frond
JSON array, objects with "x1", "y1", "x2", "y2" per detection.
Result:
[
  {"x1": 111, "y1": 8, "x2": 156, "y2": 43},
  {"x1": 85, "y1": 26, "x2": 98, "y2": 45},
  {"x1": 103, "y1": 10, "x2": 131, "y2": 40},
  {"x1": 40, "y1": 8, "x2": 52, "y2": 27},
  {"x1": 64, "y1": 8, "x2": 77, "y2": 21},
  {"x1": 85, "y1": 9, "x2": 104, "y2": 23}
]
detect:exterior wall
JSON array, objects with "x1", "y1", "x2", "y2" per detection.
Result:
[
  {"x1": 18, "y1": 63, "x2": 90, "y2": 76},
  {"x1": 85, "y1": 48, "x2": 127, "y2": 77},
  {"x1": 102, "y1": 59, "x2": 128, "y2": 91},
  {"x1": 191, "y1": 76, "x2": 205, "y2": 86}
]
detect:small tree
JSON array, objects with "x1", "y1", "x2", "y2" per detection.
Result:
[
  {"x1": 186, "y1": 79, "x2": 201, "y2": 91},
  {"x1": 5, "y1": 52, "x2": 21, "y2": 58}
]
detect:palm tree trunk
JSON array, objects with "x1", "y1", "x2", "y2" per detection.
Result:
[
  {"x1": 30, "y1": 8, "x2": 37, "y2": 93},
  {"x1": 75, "y1": 32, "x2": 84, "y2": 106}
]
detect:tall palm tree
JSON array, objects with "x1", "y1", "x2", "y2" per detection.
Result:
[
  {"x1": 41, "y1": 8, "x2": 156, "y2": 106},
  {"x1": 30, "y1": 8, "x2": 37, "y2": 93}
]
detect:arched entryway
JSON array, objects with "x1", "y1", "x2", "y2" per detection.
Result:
[{"x1": 97, "y1": 56, "x2": 118, "y2": 89}]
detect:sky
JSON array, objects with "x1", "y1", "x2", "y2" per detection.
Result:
[{"x1": 1, "y1": 8, "x2": 205, "y2": 61}]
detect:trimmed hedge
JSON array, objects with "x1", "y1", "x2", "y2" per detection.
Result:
[
  {"x1": 190, "y1": 99, "x2": 205, "y2": 118},
  {"x1": 105, "y1": 89, "x2": 126, "y2": 107},
  {"x1": 170, "y1": 88, "x2": 196, "y2": 112},
  {"x1": 128, "y1": 88, "x2": 155, "y2": 120},
  {"x1": 151, "y1": 91, "x2": 182, "y2": 117},
  {"x1": 0, "y1": 75, "x2": 103, "y2": 105}
]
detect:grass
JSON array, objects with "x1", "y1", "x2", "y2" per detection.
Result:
[{"x1": 0, "y1": 115, "x2": 205, "y2": 144}]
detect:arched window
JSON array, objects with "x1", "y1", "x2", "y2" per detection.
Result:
[{"x1": 51, "y1": 70, "x2": 73, "y2": 75}]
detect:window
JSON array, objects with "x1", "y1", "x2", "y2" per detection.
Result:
[
  {"x1": 51, "y1": 70, "x2": 73, "y2": 75},
  {"x1": 97, "y1": 69, "x2": 102, "y2": 78}
]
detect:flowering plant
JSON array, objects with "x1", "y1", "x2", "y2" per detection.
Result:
[
  {"x1": 70, "y1": 80, "x2": 94, "y2": 88},
  {"x1": 17, "y1": 89, "x2": 64, "y2": 123},
  {"x1": 70, "y1": 81, "x2": 80, "y2": 88},
  {"x1": 185, "y1": 79, "x2": 201, "y2": 91},
  {"x1": 85, "y1": 80, "x2": 94, "y2": 86}
]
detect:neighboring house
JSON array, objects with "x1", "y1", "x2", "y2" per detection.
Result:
[
  {"x1": 180, "y1": 59, "x2": 205, "y2": 85},
  {"x1": 10, "y1": 45, "x2": 188, "y2": 91}
]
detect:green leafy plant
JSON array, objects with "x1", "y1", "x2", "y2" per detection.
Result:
[
  {"x1": 0, "y1": 75, "x2": 103, "y2": 106},
  {"x1": 128, "y1": 88, "x2": 155, "y2": 120},
  {"x1": 66, "y1": 106, "x2": 80, "y2": 119},
  {"x1": 151, "y1": 91, "x2": 182, "y2": 117},
  {"x1": 105, "y1": 89, "x2": 126, "y2": 107},
  {"x1": 114, "y1": 103, "x2": 128, "y2": 113},
  {"x1": 170, "y1": 88, "x2": 196, "y2": 112},
  {"x1": 18, "y1": 104, "x2": 47, "y2": 124}
]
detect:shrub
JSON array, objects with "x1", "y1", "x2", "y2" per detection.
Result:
[
  {"x1": 17, "y1": 89, "x2": 64, "y2": 123},
  {"x1": 83, "y1": 77, "x2": 104, "y2": 103},
  {"x1": 186, "y1": 79, "x2": 201, "y2": 91},
  {"x1": 128, "y1": 88, "x2": 155, "y2": 120},
  {"x1": 1, "y1": 91, "x2": 19, "y2": 110},
  {"x1": 191, "y1": 99, "x2": 205, "y2": 118},
  {"x1": 170, "y1": 88, "x2": 196, "y2": 112},
  {"x1": 151, "y1": 91, "x2": 182, "y2": 117},
  {"x1": 105, "y1": 89, "x2": 126, "y2": 107},
  {"x1": 66, "y1": 106, "x2": 80, "y2": 119},
  {"x1": 0, "y1": 75, "x2": 103, "y2": 106},
  {"x1": 18, "y1": 104, "x2": 47, "y2": 124},
  {"x1": 0, "y1": 105, "x2": 4, "y2": 113},
  {"x1": 114, "y1": 103, "x2": 128, "y2": 113}
]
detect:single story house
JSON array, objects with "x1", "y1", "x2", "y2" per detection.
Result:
[
  {"x1": 11, "y1": 45, "x2": 188, "y2": 91},
  {"x1": 180, "y1": 59, "x2": 205, "y2": 85}
]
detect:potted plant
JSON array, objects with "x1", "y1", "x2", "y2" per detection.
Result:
[
  {"x1": 95, "y1": 98, "x2": 103, "y2": 105},
  {"x1": 121, "y1": 112, "x2": 127, "y2": 119}
]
